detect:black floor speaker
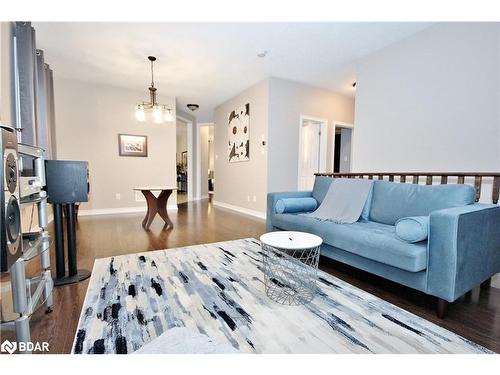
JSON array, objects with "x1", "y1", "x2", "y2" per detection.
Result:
[
  {"x1": 45, "y1": 160, "x2": 89, "y2": 204},
  {"x1": 45, "y1": 159, "x2": 90, "y2": 285}
]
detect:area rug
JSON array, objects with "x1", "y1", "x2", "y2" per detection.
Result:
[{"x1": 72, "y1": 238, "x2": 491, "y2": 354}]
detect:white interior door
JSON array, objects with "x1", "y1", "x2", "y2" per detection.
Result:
[
  {"x1": 339, "y1": 128, "x2": 352, "y2": 172},
  {"x1": 299, "y1": 119, "x2": 327, "y2": 190}
]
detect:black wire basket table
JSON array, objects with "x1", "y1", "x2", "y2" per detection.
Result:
[{"x1": 260, "y1": 231, "x2": 323, "y2": 305}]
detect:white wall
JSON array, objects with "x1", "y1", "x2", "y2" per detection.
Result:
[
  {"x1": 353, "y1": 23, "x2": 500, "y2": 180},
  {"x1": 213, "y1": 80, "x2": 269, "y2": 215},
  {"x1": 53, "y1": 76, "x2": 177, "y2": 212},
  {"x1": 268, "y1": 77, "x2": 355, "y2": 193},
  {"x1": 213, "y1": 77, "x2": 355, "y2": 216}
]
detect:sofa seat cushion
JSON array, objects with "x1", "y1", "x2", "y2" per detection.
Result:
[{"x1": 271, "y1": 214, "x2": 427, "y2": 272}]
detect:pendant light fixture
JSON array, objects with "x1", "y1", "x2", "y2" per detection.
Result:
[{"x1": 135, "y1": 56, "x2": 173, "y2": 123}]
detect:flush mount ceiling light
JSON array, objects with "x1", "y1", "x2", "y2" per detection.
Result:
[
  {"x1": 187, "y1": 104, "x2": 199, "y2": 111},
  {"x1": 257, "y1": 50, "x2": 269, "y2": 58},
  {"x1": 135, "y1": 56, "x2": 173, "y2": 123}
]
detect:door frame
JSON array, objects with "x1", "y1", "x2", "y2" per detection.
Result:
[
  {"x1": 197, "y1": 122, "x2": 214, "y2": 199},
  {"x1": 297, "y1": 115, "x2": 329, "y2": 190},
  {"x1": 176, "y1": 114, "x2": 194, "y2": 202},
  {"x1": 332, "y1": 121, "x2": 354, "y2": 173}
]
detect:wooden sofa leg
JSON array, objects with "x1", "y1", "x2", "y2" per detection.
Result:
[
  {"x1": 480, "y1": 278, "x2": 491, "y2": 290},
  {"x1": 436, "y1": 298, "x2": 449, "y2": 319}
]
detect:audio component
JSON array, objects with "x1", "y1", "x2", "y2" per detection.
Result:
[
  {"x1": 1, "y1": 125, "x2": 23, "y2": 272},
  {"x1": 45, "y1": 160, "x2": 89, "y2": 204},
  {"x1": 45, "y1": 159, "x2": 90, "y2": 286},
  {"x1": 19, "y1": 176, "x2": 42, "y2": 199}
]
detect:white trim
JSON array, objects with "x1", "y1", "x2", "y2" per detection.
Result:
[
  {"x1": 212, "y1": 200, "x2": 266, "y2": 220},
  {"x1": 200, "y1": 195, "x2": 209, "y2": 200},
  {"x1": 187, "y1": 119, "x2": 193, "y2": 201},
  {"x1": 333, "y1": 121, "x2": 354, "y2": 129},
  {"x1": 298, "y1": 115, "x2": 329, "y2": 190},
  {"x1": 197, "y1": 122, "x2": 214, "y2": 202},
  {"x1": 195, "y1": 122, "x2": 201, "y2": 200},
  {"x1": 332, "y1": 121, "x2": 354, "y2": 172},
  {"x1": 78, "y1": 205, "x2": 178, "y2": 217},
  {"x1": 176, "y1": 114, "x2": 195, "y2": 202}
]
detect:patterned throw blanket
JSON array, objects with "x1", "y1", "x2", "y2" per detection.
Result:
[{"x1": 303, "y1": 178, "x2": 373, "y2": 224}]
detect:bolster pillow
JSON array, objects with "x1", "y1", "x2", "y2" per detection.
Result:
[
  {"x1": 395, "y1": 216, "x2": 429, "y2": 243},
  {"x1": 275, "y1": 197, "x2": 318, "y2": 214}
]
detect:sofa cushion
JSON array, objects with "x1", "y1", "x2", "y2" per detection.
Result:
[
  {"x1": 360, "y1": 183, "x2": 374, "y2": 221},
  {"x1": 271, "y1": 214, "x2": 427, "y2": 272},
  {"x1": 370, "y1": 181, "x2": 475, "y2": 225},
  {"x1": 312, "y1": 176, "x2": 332, "y2": 204},
  {"x1": 395, "y1": 216, "x2": 429, "y2": 243},
  {"x1": 275, "y1": 197, "x2": 318, "y2": 214}
]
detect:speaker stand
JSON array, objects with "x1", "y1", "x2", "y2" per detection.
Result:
[
  {"x1": 53, "y1": 203, "x2": 91, "y2": 286},
  {"x1": 53, "y1": 269, "x2": 92, "y2": 286}
]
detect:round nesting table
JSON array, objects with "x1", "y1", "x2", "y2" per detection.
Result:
[
  {"x1": 259, "y1": 231, "x2": 322, "y2": 305},
  {"x1": 134, "y1": 187, "x2": 177, "y2": 230}
]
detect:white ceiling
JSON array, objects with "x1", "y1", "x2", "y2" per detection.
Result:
[{"x1": 34, "y1": 22, "x2": 432, "y2": 122}]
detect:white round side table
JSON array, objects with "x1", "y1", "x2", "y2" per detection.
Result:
[{"x1": 259, "y1": 231, "x2": 322, "y2": 305}]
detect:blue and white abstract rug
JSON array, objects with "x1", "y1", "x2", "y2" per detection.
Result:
[{"x1": 72, "y1": 238, "x2": 491, "y2": 354}]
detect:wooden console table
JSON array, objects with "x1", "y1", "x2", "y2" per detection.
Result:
[{"x1": 134, "y1": 187, "x2": 177, "y2": 230}]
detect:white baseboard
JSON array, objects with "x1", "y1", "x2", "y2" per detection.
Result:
[
  {"x1": 212, "y1": 200, "x2": 266, "y2": 220},
  {"x1": 200, "y1": 195, "x2": 209, "y2": 200},
  {"x1": 78, "y1": 205, "x2": 178, "y2": 217}
]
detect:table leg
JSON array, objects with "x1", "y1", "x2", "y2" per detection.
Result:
[
  {"x1": 157, "y1": 189, "x2": 174, "y2": 229},
  {"x1": 141, "y1": 190, "x2": 158, "y2": 230}
]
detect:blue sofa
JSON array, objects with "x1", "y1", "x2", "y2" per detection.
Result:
[{"x1": 267, "y1": 176, "x2": 500, "y2": 317}]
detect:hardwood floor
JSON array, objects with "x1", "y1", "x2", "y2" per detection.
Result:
[{"x1": 2, "y1": 199, "x2": 499, "y2": 353}]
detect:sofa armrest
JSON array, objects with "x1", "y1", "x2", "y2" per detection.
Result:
[
  {"x1": 266, "y1": 191, "x2": 313, "y2": 231},
  {"x1": 427, "y1": 204, "x2": 500, "y2": 302}
]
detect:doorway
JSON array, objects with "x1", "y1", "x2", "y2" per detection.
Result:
[
  {"x1": 175, "y1": 116, "x2": 194, "y2": 204},
  {"x1": 199, "y1": 123, "x2": 215, "y2": 199},
  {"x1": 298, "y1": 116, "x2": 328, "y2": 190},
  {"x1": 332, "y1": 122, "x2": 353, "y2": 173},
  {"x1": 176, "y1": 118, "x2": 191, "y2": 204}
]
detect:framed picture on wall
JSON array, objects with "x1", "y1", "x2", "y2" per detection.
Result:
[
  {"x1": 228, "y1": 103, "x2": 250, "y2": 163},
  {"x1": 118, "y1": 134, "x2": 148, "y2": 157}
]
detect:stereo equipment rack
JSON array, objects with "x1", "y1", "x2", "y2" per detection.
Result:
[{"x1": 0, "y1": 143, "x2": 53, "y2": 354}]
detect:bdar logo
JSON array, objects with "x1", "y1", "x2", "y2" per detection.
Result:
[{"x1": 1, "y1": 339, "x2": 17, "y2": 354}]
